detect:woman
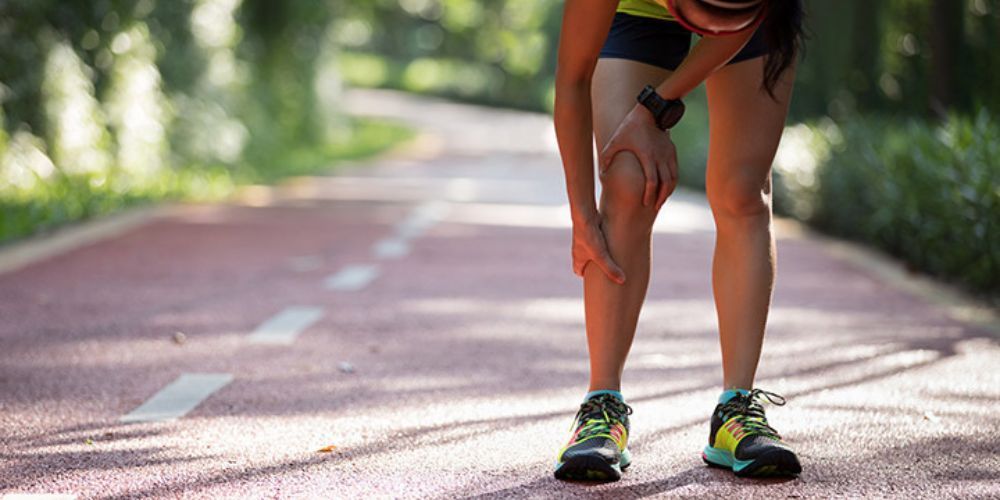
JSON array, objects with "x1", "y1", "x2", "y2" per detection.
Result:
[{"x1": 553, "y1": 0, "x2": 805, "y2": 481}]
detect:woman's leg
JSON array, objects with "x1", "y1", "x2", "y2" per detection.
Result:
[
  {"x1": 703, "y1": 57, "x2": 795, "y2": 390},
  {"x1": 586, "y1": 58, "x2": 673, "y2": 391}
]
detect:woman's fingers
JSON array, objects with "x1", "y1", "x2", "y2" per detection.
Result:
[
  {"x1": 593, "y1": 220, "x2": 626, "y2": 284},
  {"x1": 572, "y1": 225, "x2": 626, "y2": 284},
  {"x1": 601, "y1": 139, "x2": 658, "y2": 207},
  {"x1": 655, "y1": 160, "x2": 671, "y2": 210},
  {"x1": 598, "y1": 137, "x2": 621, "y2": 173},
  {"x1": 654, "y1": 144, "x2": 681, "y2": 210},
  {"x1": 667, "y1": 147, "x2": 679, "y2": 184},
  {"x1": 637, "y1": 153, "x2": 658, "y2": 207},
  {"x1": 666, "y1": 150, "x2": 680, "y2": 202},
  {"x1": 592, "y1": 250, "x2": 626, "y2": 285},
  {"x1": 573, "y1": 252, "x2": 624, "y2": 284}
]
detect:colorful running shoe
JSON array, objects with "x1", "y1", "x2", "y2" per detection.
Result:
[
  {"x1": 702, "y1": 389, "x2": 801, "y2": 477},
  {"x1": 554, "y1": 393, "x2": 632, "y2": 481}
]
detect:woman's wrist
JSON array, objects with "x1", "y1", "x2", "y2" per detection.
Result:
[
  {"x1": 631, "y1": 103, "x2": 658, "y2": 127},
  {"x1": 653, "y1": 81, "x2": 684, "y2": 101},
  {"x1": 628, "y1": 103, "x2": 673, "y2": 138}
]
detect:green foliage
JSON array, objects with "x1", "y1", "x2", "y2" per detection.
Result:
[
  {"x1": 238, "y1": 0, "x2": 335, "y2": 154},
  {"x1": 772, "y1": 113, "x2": 1000, "y2": 296},
  {"x1": 794, "y1": 0, "x2": 1000, "y2": 120},
  {"x1": 0, "y1": 0, "x2": 188, "y2": 131},
  {"x1": 0, "y1": 0, "x2": 412, "y2": 244},
  {"x1": 335, "y1": 0, "x2": 561, "y2": 111},
  {"x1": 235, "y1": 118, "x2": 413, "y2": 185}
]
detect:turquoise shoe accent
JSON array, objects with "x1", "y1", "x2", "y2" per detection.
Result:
[{"x1": 702, "y1": 445, "x2": 755, "y2": 472}]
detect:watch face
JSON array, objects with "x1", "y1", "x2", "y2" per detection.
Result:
[
  {"x1": 638, "y1": 85, "x2": 683, "y2": 130},
  {"x1": 640, "y1": 87, "x2": 665, "y2": 115}
]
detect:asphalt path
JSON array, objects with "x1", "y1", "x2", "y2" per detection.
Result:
[{"x1": 1, "y1": 90, "x2": 998, "y2": 499}]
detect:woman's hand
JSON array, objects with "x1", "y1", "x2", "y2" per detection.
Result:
[
  {"x1": 599, "y1": 105, "x2": 679, "y2": 211},
  {"x1": 572, "y1": 215, "x2": 626, "y2": 285}
]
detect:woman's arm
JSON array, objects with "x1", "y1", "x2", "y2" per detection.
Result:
[
  {"x1": 554, "y1": 0, "x2": 618, "y2": 225},
  {"x1": 554, "y1": 0, "x2": 626, "y2": 284},
  {"x1": 655, "y1": 31, "x2": 756, "y2": 99}
]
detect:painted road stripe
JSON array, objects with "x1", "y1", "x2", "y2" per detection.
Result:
[
  {"x1": 248, "y1": 306, "x2": 324, "y2": 345},
  {"x1": 120, "y1": 373, "x2": 233, "y2": 423},
  {"x1": 370, "y1": 202, "x2": 449, "y2": 260},
  {"x1": 324, "y1": 264, "x2": 380, "y2": 291},
  {"x1": 396, "y1": 201, "x2": 449, "y2": 239},
  {"x1": 373, "y1": 237, "x2": 410, "y2": 259}
]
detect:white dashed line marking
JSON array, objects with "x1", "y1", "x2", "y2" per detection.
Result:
[
  {"x1": 373, "y1": 237, "x2": 411, "y2": 259},
  {"x1": 324, "y1": 264, "x2": 380, "y2": 291},
  {"x1": 396, "y1": 201, "x2": 449, "y2": 239},
  {"x1": 248, "y1": 306, "x2": 324, "y2": 345},
  {"x1": 370, "y1": 201, "x2": 449, "y2": 260},
  {"x1": 120, "y1": 373, "x2": 233, "y2": 423}
]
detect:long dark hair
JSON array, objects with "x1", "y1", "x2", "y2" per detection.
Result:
[{"x1": 761, "y1": 0, "x2": 805, "y2": 98}]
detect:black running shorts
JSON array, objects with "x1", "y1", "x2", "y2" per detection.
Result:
[{"x1": 599, "y1": 12, "x2": 770, "y2": 71}]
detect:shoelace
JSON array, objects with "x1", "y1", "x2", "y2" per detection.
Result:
[
  {"x1": 572, "y1": 395, "x2": 633, "y2": 442},
  {"x1": 719, "y1": 389, "x2": 786, "y2": 440}
]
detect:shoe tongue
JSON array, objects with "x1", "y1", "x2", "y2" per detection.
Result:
[
  {"x1": 582, "y1": 394, "x2": 620, "y2": 419},
  {"x1": 719, "y1": 395, "x2": 754, "y2": 421},
  {"x1": 723, "y1": 400, "x2": 770, "y2": 426}
]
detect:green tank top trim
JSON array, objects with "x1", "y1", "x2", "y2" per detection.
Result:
[{"x1": 617, "y1": 0, "x2": 675, "y2": 21}]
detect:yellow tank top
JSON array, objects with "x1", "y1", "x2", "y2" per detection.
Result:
[{"x1": 617, "y1": 0, "x2": 674, "y2": 21}]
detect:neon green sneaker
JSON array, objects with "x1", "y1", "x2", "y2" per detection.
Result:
[
  {"x1": 554, "y1": 393, "x2": 632, "y2": 482},
  {"x1": 702, "y1": 389, "x2": 801, "y2": 477}
]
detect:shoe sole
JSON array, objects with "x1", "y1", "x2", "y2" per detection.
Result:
[
  {"x1": 554, "y1": 448, "x2": 631, "y2": 482},
  {"x1": 702, "y1": 445, "x2": 800, "y2": 478}
]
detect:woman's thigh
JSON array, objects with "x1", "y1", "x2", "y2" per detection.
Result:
[
  {"x1": 703, "y1": 57, "x2": 795, "y2": 209},
  {"x1": 592, "y1": 58, "x2": 672, "y2": 150}
]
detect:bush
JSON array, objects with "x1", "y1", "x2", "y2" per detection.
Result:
[{"x1": 773, "y1": 112, "x2": 1000, "y2": 297}]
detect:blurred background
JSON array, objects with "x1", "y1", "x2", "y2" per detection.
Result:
[{"x1": 0, "y1": 0, "x2": 997, "y2": 299}]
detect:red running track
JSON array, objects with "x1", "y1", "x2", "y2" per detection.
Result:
[{"x1": 1, "y1": 90, "x2": 997, "y2": 499}]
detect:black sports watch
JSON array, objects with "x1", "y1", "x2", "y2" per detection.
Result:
[{"x1": 636, "y1": 85, "x2": 685, "y2": 130}]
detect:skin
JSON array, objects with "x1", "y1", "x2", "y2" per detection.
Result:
[{"x1": 553, "y1": 1, "x2": 795, "y2": 392}]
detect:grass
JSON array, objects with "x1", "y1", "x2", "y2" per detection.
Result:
[{"x1": 0, "y1": 117, "x2": 413, "y2": 245}]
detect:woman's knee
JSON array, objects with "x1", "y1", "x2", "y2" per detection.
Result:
[
  {"x1": 707, "y1": 168, "x2": 772, "y2": 221},
  {"x1": 599, "y1": 151, "x2": 656, "y2": 221}
]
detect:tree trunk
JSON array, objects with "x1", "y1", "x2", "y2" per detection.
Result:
[
  {"x1": 849, "y1": 0, "x2": 883, "y2": 110},
  {"x1": 928, "y1": 0, "x2": 964, "y2": 117}
]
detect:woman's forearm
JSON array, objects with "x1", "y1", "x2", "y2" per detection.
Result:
[
  {"x1": 655, "y1": 31, "x2": 756, "y2": 99},
  {"x1": 554, "y1": 79, "x2": 599, "y2": 224}
]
